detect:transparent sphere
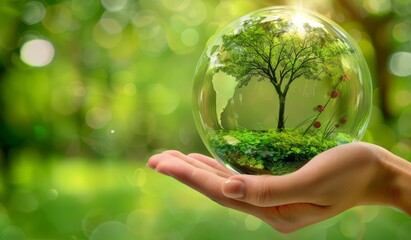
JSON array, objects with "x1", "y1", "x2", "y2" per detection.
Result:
[{"x1": 192, "y1": 6, "x2": 373, "y2": 175}]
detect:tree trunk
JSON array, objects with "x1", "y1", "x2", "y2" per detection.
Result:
[{"x1": 277, "y1": 94, "x2": 286, "y2": 131}]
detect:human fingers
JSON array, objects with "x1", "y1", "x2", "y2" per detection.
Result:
[
  {"x1": 148, "y1": 151, "x2": 239, "y2": 202},
  {"x1": 148, "y1": 152, "x2": 344, "y2": 233},
  {"x1": 148, "y1": 151, "x2": 232, "y2": 178},
  {"x1": 165, "y1": 150, "x2": 233, "y2": 177},
  {"x1": 187, "y1": 153, "x2": 233, "y2": 175},
  {"x1": 148, "y1": 152, "x2": 273, "y2": 218},
  {"x1": 221, "y1": 172, "x2": 319, "y2": 207}
]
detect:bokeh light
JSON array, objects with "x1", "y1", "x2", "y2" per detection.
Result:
[
  {"x1": 21, "y1": 1, "x2": 46, "y2": 25},
  {"x1": 181, "y1": 28, "x2": 199, "y2": 46},
  {"x1": 89, "y1": 221, "x2": 134, "y2": 240},
  {"x1": 389, "y1": 51, "x2": 411, "y2": 77},
  {"x1": 395, "y1": 90, "x2": 411, "y2": 107},
  {"x1": 131, "y1": 10, "x2": 168, "y2": 56},
  {"x1": 93, "y1": 19, "x2": 123, "y2": 49},
  {"x1": 86, "y1": 108, "x2": 112, "y2": 129},
  {"x1": 392, "y1": 22, "x2": 411, "y2": 42},
  {"x1": 43, "y1": 4, "x2": 74, "y2": 33},
  {"x1": 0, "y1": 225, "x2": 25, "y2": 240},
  {"x1": 244, "y1": 215, "x2": 262, "y2": 231},
  {"x1": 101, "y1": 0, "x2": 128, "y2": 12},
  {"x1": 20, "y1": 39, "x2": 55, "y2": 67},
  {"x1": 47, "y1": 189, "x2": 59, "y2": 201},
  {"x1": 363, "y1": 0, "x2": 391, "y2": 15}
]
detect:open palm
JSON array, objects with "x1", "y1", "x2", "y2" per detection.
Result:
[{"x1": 148, "y1": 142, "x2": 409, "y2": 233}]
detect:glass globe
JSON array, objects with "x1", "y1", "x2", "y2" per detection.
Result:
[{"x1": 192, "y1": 6, "x2": 373, "y2": 175}]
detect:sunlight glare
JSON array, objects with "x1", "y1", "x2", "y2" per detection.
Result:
[
  {"x1": 290, "y1": 12, "x2": 322, "y2": 36},
  {"x1": 291, "y1": 13, "x2": 307, "y2": 35}
]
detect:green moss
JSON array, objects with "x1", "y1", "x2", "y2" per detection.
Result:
[{"x1": 208, "y1": 128, "x2": 352, "y2": 175}]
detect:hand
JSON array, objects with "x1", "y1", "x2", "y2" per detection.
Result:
[{"x1": 147, "y1": 142, "x2": 411, "y2": 233}]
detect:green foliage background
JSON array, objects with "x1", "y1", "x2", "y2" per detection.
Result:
[{"x1": 1, "y1": 0, "x2": 411, "y2": 239}]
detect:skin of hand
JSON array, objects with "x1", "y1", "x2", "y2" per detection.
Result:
[{"x1": 147, "y1": 142, "x2": 411, "y2": 233}]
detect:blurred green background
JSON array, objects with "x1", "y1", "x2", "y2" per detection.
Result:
[{"x1": 1, "y1": 0, "x2": 411, "y2": 239}]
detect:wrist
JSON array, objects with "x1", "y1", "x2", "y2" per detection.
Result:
[
  {"x1": 378, "y1": 147, "x2": 411, "y2": 216},
  {"x1": 392, "y1": 156, "x2": 411, "y2": 216}
]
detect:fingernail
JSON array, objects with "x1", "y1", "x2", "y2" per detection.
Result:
[{"x1": 223, "y1": 179, "x2": 244, "y2": 199}]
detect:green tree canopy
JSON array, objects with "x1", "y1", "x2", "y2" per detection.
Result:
[{"x1": 214, "y1": 17, "x2": 350, "y2": 130}]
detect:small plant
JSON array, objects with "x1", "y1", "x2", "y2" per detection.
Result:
[
  {"x1": 303, "y1": 73, "x2": 350, "y2": 136},
  {"x1": 209, "y1": 128, "x2": 352, "y2": 175}
]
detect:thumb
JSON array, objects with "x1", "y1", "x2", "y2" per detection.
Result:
[{"x1": 222, "y1": 174, "x2": 311, "y2": 207}]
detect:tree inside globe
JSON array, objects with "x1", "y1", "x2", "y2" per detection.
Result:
[{"x1": 192, "y1": 6, "x2": 372, "y2": 175}]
